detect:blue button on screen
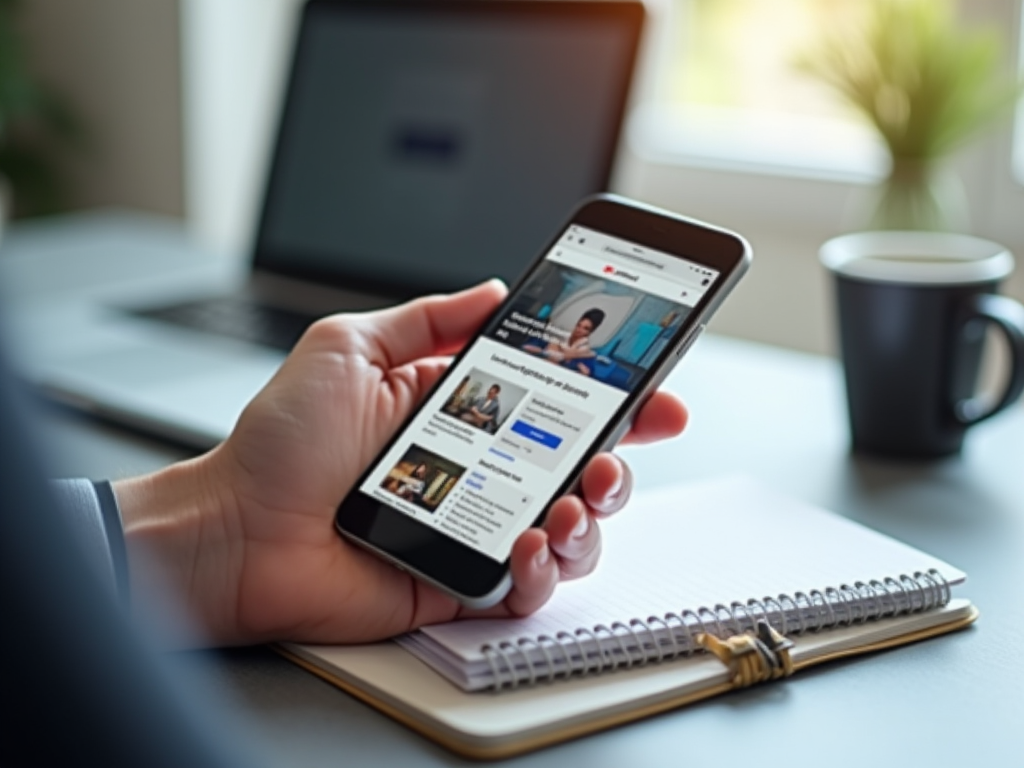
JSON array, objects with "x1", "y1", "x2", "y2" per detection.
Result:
[{"x1": 511, "y1": 420, "x2": 563, "y2": 450}]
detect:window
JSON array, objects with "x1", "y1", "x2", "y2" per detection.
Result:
[
  {"x1": 633, "y1": 0, "x2": 886, "y2": 180},
  {"x1": 1014, "y1": 6, "x2": 1024, "y2": 184},
  {"x1": 625, "y1": 0, "x2": 1023, "y2": 245},
  {"x1": 636, "y1": 0, "x2": 1024, "y2": 189}
]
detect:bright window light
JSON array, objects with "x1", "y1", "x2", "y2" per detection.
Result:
[
  {"x1": 1015, "y1": 6, "x2": 1024, "y2": 185},
  {"x1": 631, "y1": 0, "x2": 887, "y2": 181}
]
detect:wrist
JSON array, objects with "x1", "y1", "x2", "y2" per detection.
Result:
[{"x1": 113, "y1": 448, "x2": 242, "y2": 646}]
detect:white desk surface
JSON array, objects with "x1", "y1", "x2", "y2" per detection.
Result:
[{"x1": 5, "y1": 211, "x2": 1022, "y2": 767}]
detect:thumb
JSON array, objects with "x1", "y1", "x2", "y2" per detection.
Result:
[{"x1": 358, "y1": 279, "x2": 507, "y2": 369}]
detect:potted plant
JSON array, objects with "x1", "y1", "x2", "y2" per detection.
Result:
[
  {"x1": 800, "y1": 0, "x2": 1022, "y2": 232},
  {"x1": 0, "y1": 0, "x2": 80, "y2": 222}
]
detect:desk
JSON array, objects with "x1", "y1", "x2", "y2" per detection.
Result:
[{"x1": 8, "y1": 214, "x2": 1024, "y2": 767}]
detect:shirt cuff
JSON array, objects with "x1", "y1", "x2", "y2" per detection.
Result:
[{"x1": 50, "y1": 479, "x2": 130, "y2": 605}]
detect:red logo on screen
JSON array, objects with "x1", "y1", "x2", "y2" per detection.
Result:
[{"x1": 603, "y1": 265, "x2": 615, "y2": 274}]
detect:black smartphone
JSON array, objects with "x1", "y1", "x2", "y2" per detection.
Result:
[{"x1": 334, "y1": 194, "x2": 751, "y2": 607}]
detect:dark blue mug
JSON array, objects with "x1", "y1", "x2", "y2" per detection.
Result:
[{"x1": 821, "y1": 232, "x2": 1024, "y2": 459}]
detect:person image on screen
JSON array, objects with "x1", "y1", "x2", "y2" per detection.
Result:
[
  {"x1": 460, "y1": 384, "x2": 502, "y2": 433},
  {"x1": 443, "y1": 375, "x2": 472, "y2": 415},
  {"x1": 395, "y1": 462, "x2": 429, "y2": 502},
  {"x1": 525, "y1": 308, "x2": 605, "y2": 376}
]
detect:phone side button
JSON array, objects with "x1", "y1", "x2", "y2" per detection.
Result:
[{"x1": 675, "y1": 323, "x2": 706, "y2": 357}]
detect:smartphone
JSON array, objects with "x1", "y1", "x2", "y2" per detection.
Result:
[{"x1": 334, "y1": 194, "x2": 751, "y2": 607}]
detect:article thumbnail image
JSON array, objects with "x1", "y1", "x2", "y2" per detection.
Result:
[
  {"x1": 380, "y1": 445, "x2": 465, "y2": 513},
  {"x1": 484, "y1": 261, "x2": 691, "y2": 393},
  {"x1": 440, "y1": 369, "x2": 528, "y2": 435}
]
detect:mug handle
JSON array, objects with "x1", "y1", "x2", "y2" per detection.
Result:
[{"x1": 953, "y1": 293, "x2": 1024, "y2": 425}]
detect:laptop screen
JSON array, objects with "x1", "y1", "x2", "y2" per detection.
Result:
[{"x1": 254, "y1": 0, "x2": 644, "y2": 298}]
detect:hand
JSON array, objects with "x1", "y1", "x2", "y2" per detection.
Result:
[{"x1": 116, "y1": 282, "x2": 687, "y2": 646}]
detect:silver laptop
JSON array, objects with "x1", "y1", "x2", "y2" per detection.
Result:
[{"x1": 6, "y1": 0, "x2": 645, "y2": 448}]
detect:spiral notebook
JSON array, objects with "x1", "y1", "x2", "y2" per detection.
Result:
[{"x1": 279, "y1": 476, "x2": 977, "y2": 758}]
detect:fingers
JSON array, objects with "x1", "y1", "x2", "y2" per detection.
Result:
[
  {"x1": 619, "y1": 391, "x2": 689, "y2": 445},
  {"x1": 542, "y1": 495, "x2": 603, "y2": 579},
  {"x1": 498, "y1": 450, "x2": 639, "y2": 615},
  {"x1": 503, "y1": 528, "x2": 559, "y2": 616},
  {"x1": 500, "y1": 496, "x2": 608, "y2": 617},
  {"x1": 502, "y1": 454, "x2": 630, "y2": 609},
  {"x1": 578, "y1": 453, "x2": 633, "y2": 517},
  {"x1": 422, "y1": 392, "x2": 684, "y2": 621},
  {"x1": 359, "y1": 280, "x2": 507, "y2": 369}
]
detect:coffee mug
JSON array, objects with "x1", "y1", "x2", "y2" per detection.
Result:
[{"x1": 820, "y1": 231, "x2": 1024, "y2": 459}]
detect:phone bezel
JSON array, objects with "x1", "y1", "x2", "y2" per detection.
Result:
[{"x1": 334, "y1": 194, "x2": 751, "y2": 602}]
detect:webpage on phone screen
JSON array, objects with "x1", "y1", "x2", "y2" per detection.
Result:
[{"x1": 359, "y1": 226, "x2": 720, "y2": 561}]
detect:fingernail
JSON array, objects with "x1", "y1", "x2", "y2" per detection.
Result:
[
  {"x1": 605, "y1": 473, "x2": 624, "y2": 503},
  {"x1": 534, "y1": 547, "x2": 550, "y2": 568},
  {"x1": 572, "y1": 513, "x2": 589, "y2": 539}
]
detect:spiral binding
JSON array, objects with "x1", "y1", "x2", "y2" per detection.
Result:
[{"x1": 480, "y1": 568, "x2": 951, "y2": 690}]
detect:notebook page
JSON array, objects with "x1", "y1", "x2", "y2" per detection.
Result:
[{"x1": 418, "y1": 476, "x2": 965, "y2": 659}]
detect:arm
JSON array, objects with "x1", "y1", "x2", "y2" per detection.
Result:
[
  {"x1": 539, "y1": 341, "x2": 568, "y2": 362},
  {"x1": 559, "y1": 340, "x2": 597, "y2": 362}
]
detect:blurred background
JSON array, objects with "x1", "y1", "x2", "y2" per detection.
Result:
[{"x1": 3, "y1": 0, "x2": 1023, "y2": 356}]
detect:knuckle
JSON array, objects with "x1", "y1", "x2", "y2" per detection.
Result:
[{"x1": 303, "y1": 316, "x2": 360, "y2": 350}]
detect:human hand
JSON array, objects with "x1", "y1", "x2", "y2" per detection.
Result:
[{"x1": 116, "y1": 282, "x2": 688, "y2": 646}]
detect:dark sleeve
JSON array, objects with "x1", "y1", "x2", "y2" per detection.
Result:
[
  {"x1": 1, "y1": 327, "x2": 253, "y2": 768},
  {"x1": 50, "y1": 478, "x2": 130, "y2": 604}
]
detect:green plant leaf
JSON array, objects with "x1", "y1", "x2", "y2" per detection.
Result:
[{"x1": 798, "y1": 0, "x2": 1022, "y2": 162}]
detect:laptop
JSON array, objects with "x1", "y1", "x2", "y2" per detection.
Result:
[{"x1": 6, "y1": 0, "x2": 645, "y2": 448}]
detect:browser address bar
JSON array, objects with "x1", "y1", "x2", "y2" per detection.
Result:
[
  {"x1": 547, "y1": 246, "x2": 708, "y2": 307},
  {"x1": 597, "y1": 244, "x2": 709, "y2": 292}
]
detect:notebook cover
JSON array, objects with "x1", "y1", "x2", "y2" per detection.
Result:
[{"x1": 278, "y1": 600, "x2": 977, "y2": 760}]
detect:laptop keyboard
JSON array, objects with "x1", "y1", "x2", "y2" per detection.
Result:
[{"x1": 130, "y1": 297, "x2": 319, "y2": 352}]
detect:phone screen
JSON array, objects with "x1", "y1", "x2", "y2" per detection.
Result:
[{"x1": 357, "y1": 225, "x2": 720, "y2": 562}]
